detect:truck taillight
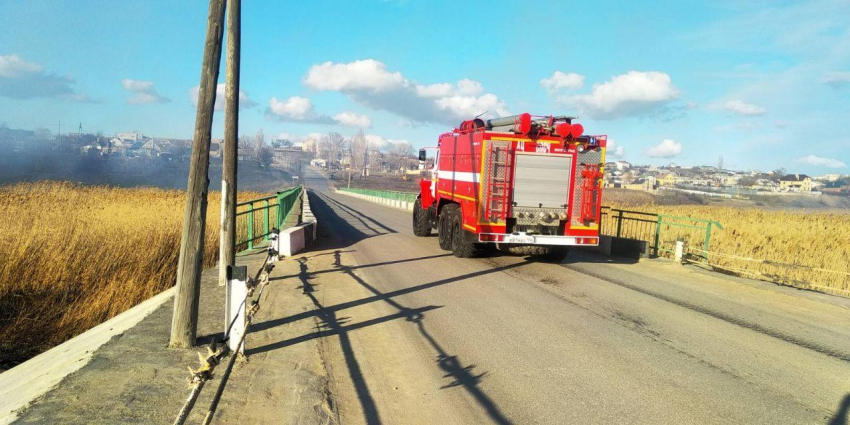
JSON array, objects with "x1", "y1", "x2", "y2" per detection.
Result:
[{"x1": 479, "y1": 234, "x2": 505, "y2": 242}]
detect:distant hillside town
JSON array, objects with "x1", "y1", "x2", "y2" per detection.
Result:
[
  {"x1": 1, "y1": 124, "x2": 847, "y2": 197},
  {"x1": 603, "y1": 159, "x2": 849, "y2": 198}
]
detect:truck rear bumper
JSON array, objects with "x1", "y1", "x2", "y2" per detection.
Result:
[{"x1": 478, "y1": 232, "x2": 599, "y2": 246}]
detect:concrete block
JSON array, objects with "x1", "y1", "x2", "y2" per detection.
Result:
[{"x1": 279, "y1": 222, "x2": 315, "y2": 257}]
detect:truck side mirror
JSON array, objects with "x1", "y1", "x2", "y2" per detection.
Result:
[{"x1": 418, "y1": 149, "x2": 427, "y2": 162}]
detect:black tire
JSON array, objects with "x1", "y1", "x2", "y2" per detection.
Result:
[
  {"x1": 412, "y1": 198, "x2": 431, "y2": 237},
  {"x1": 497, "y1": 244, "x2": 568, "y2": 260},
  {"x1": 437, "y1": 204, "x2": 456, "y2": 250},
  {"x1": 450, "y1": 207, "x2": 479, "y2": 258}
]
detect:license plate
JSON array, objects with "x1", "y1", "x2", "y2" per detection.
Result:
[{"x1": 504, "y1": 235, "x2": 535, "y2": 244}]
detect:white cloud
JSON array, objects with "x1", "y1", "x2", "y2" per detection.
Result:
[
  {"x1": 274, "y1": 132, "x2": 323, "y2": 143},
  {"x1": 303, "y1": 59, "x2": 509, "y2": 125},
  {"x1": 121, "y1": 78, "x2": 169, "y2": 104},
  {"x1": 723, "y1": 100, "x2": 766, "y2": 116},
  {"x1": 540, "y1": 71, "x2": 584, "y2": 93},
  {"x1": 364, "y1": 134, "x2": 413, "y2": 150},
  {"x1": 0, "y1": 54, "x2": 93, "y2": 101},
  {"x1": 796, "y1": 154, "x2": 846, "y2": 168},
  {"x1": 266, "y1": 96, "x2": 372, "y2": 127},
  {"x1": 822, "y1": 71, "x2": 850, "y2": 88},
  {"x1": 189, "y1": 83, "x2": 257, "y2": 110},
  {"x1": 606, "y1": 138, "x2": 625, "y2": 157},
  {"x1": 0, "y1": 54, "x2": 42, "y2": 78},
  {"x1": 333, "y1": 111, "x2": 372, "y2": 127},
  {"x1": 304, "y1": 59, "x2": 405, "y2": 92},
  {"x1": 569, "y1": 71, "x2": 680, "y2": 120},
  {"x1": 269, "y1": 96, "x2": 314, "y2": 120},
  {"x1": 646, "y1": 139, "x2": 682, "y2": 158}
]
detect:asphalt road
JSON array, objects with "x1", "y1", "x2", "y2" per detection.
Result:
[{"x1": 302, "y1": 167, "x2": 850, "y2": 425}]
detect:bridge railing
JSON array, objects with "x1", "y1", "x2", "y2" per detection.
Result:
[
  {"x1": 337, "y1": 187, "x2": 417, "y2": 203},
  {"x1": 235, "y1": 186, "x2": 301, "y2": 252},
  {"x1": 599, "y1": 207, "x2": 659, "y2": 244},
  {"x1": 600, "y1": 206, "x2": 721, "y2": 260}
]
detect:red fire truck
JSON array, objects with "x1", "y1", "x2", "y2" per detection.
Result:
[{"x1": 412, "y1": 113, "x2": 606, "y2": 258}]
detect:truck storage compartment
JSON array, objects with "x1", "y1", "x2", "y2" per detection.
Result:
[{"x1": 512, "y1": 153, "x2": 572, "y2": 208}]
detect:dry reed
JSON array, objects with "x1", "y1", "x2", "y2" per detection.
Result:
[{"x1": 0, "y1": 181, "x2": 267, "y2": 368}]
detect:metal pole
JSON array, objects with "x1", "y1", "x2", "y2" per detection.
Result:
[
  {"x1": 616, "y1": 210, "x2": 623, "y2": 238},
  {"x1": 219, "y1": 0, "x2": 240, "y2": 287},
  {"x1": 263, "y1": 199, "x2": 270, "y2": 241},
  {"x1": 170, "y1": 0, "x2": 227, "y2": 349},
  {"x1": 247, "y1": 203, "x2": 254, "y2": 250}
]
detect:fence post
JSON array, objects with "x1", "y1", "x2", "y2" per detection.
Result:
[
  {"x1": 654, "y1": 215, "x2": 662, "y2": 257},
  {"x1": 703, "y1": 223, "x2": 712, "y2": 264},
  {"x1": 247, "y1": 203, "x2": 254, "y2": 250},
  {"x1": 276, "y1": 192, "x2": 284, "y2": 229},
  {"x1": 615, "y1": 210, "x2": 624, "y2": 238},
  {"x1": 263, "y1": 199, "x2": 270, "y2": 241},
  {"x1": 674, "y1": 239, "x2": 685, "y2": 263}
]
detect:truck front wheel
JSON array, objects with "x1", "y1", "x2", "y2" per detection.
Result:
[
  {"x1": 437, "y1": 204, "x2": 456, "y2": 250},
  {"x1": 412, "y1": 198, "x2": 431, "y2": 237},
  {"x1": 450, "y1": 208, "x2": 479, "y2": 258}
]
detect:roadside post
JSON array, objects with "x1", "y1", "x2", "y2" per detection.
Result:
[
  {"x1": 675, "y1": 239, "x2": 685, "y2": 263},
  {"x1": 225, "y1": 265, "x2": 247, "y2": 355},
  {"x1": 218, "y1": 0, "x2": 241, "y2": 287}
]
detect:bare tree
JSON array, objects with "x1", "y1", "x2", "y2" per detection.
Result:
[
  {"x1": 238, "y1": 134, "x2": 252, "y2": 159},
  {"x1": 252, "y1": 128, "x2": 265, "y2": 161},
  {"x1": 258, "y1": 145, "x2": 274, "y2": 168},
  {"x1": 319, "y1": 132, "x2": 346, "y2": 168},
  {"x1": 350, "y1": 129, "x2": 370, "y2": 173},
  {"x1": 385, "y1": 140, "x2": 413, "y2": 171}
]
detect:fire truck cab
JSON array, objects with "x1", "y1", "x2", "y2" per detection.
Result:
[{"x1": 412, "y1": 113, "x2": 606, "y2": 258}]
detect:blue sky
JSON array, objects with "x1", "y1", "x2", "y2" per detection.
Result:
[{"x1": 1, "y1": 0, "x2": 848, "y2": 173}]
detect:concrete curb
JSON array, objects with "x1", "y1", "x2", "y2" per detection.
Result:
[
  {"x1": 0, "y1": 287, "x2": 176, "y2": 424},
  {"x1": 277, "y1": 187, "x2": 318, "y2": 257},
  {"x1": 335, "y1": 189, "x2": 415, "y2": 212}
]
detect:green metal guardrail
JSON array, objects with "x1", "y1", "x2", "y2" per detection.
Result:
[
  {"x1": 235, "y1": 186, "x2": 301, "y2": 252},
  {"x1": 600, "y1": 206, "x2": 722, "y2": 261},
  {"x1": 337, "y1": 187, "x2": 417, "y2": 203},
  {"x1": 338, "y1": 193, "x2": 721, "y2": 260}
]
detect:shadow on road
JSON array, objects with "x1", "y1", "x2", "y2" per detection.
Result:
[
  {"x1": 830, "y1": 393, "x2": 850, "y2": 425},
  {"x1": 328, "y1": 250, "x2": 513, "y2": 425},
  {"x1": 250, "y1": 189, "x2": 516, "y2": 424}
]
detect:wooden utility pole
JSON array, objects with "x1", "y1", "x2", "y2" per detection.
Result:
[
  {"x1": 219, "y1": 0, "x2": 240, "y2": 287},
  {"x1": 170, "y1": 0, "x2": 227, "y2": 349}
]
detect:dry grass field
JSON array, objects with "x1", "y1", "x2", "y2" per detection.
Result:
[
  {"x1": 604, "y1": 193, "x2": 850, "y2": 297},
  {"x1": 0, "y1": 181, "x2": 268, "y2": 369}
]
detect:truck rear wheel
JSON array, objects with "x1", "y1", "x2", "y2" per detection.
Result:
[
  {"x1": 437, "y1": 204, "x2": 456, "y2": 250},
  {"x1": 450, "y1": 208, "x2": 479, "y2": 258},
  {"x1": 412, "y1": 198, "x2": 431, "y2": 237},
  {"x1": 497, "y1": 244, "x2": 569, "y2": 260}
]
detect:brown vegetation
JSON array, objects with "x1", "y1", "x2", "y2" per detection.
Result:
[
  {"x1": 604, "y1": 198, "x2": 850, "y2": 297},
  {"x1": 0, "y1": 181, "x2": 267, "y2": 369}
]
